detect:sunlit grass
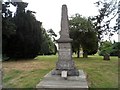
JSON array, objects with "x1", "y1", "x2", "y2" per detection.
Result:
[{"x1": 3, "y1": 55, "x2": 118, "y2": 88}]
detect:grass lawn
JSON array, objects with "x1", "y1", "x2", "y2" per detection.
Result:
[{"x1": 2, "y1": 55, "x2": 118, "y2": 89}]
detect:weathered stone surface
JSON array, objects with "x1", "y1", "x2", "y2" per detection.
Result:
[
  {"x1": 36, "y1": 70, "x2": 88, "y2": 90},
  {"x1": 58, "y1": 5, "x2": 70, "y2": 39},
  {"x1": 58, "y1": 49, "x2": 72, "y2": 60},
  {"x1": 54, "y1": 4, "x2": 79, "y2": 76},
  {"x1": 57, "y1": 4, "x2": 72, "y2": 43}
]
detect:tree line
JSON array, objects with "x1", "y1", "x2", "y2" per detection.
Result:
[
  {"x1": 2, "y1": 2, "x2": 57, "y2": 60},
  {"x1": 2, "y1": 0, "x2": 118, "y2": 60},
  {"x1": 69, "y1": 0, "x2": 118, "y2": 58}
]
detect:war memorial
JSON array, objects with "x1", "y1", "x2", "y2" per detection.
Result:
[{"x1": 36, "y1": 4, "x2": 88, "y2": 90}]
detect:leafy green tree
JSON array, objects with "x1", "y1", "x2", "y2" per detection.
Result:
[
  {"x1": 110, "y1": 42, "x2": 120, "y2": 57},
  {"x1": 2, "y1": 2, "x2": 16, "y2": 59},
  {"x1": 81, "y1": 31, "x2": 98, "y2": 58},
  {"x1": 99, "y1": 41, "x2": 113, "y2": 56},
  {"x1": 40, "y1": 28, "x2": 57, "y2": 55},
  {"x1": 2, "y1": 2, "x2": 42, "y2": 59},
  {"x1": 2, "y1": 2, "x2": 57, "y2": 59},
  {"x1": 47, "y1": 29, "x2": 57, "y2": 55},
  {"x1": 69, "y1": 14, "x2": 98, "y2": 58},
  {"x1": 99, "y1": 41, "x2": 120, "y2": 58}
]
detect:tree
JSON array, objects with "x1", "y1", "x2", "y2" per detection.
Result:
[
  {"x1": 91, "y1": 0, "x2": 118, "y2": 41},
  {"x1": 2, "y1": 2, "x2": 42, "y2": 59},
  {"x1": 81, "y1": 31, "x2": 98, "y2": 58},
  {"x1": 47, "y1": 29, "x2": 57, "y2": 40},
  {"x1": 99, "y1": 40, "x2": 113, "y2": 56},
  {"x1": 99, "y1": 41, "x2": 120, "y2": 58},
  {"x1": 40, "y1": 28, "x2": 57, "y2": 55},
  {"x1": 69, "y1": 14, "x2": 98, "y2": 58},
  {"x1": 2, "y1": 2, "x2": 16, "y2": 59},
  {"x1": 110, "y1": 42, "x2": 120, "y2": 57},
  {"x1": 47, "y1": 29, "x2": 57, "y2": 55}
]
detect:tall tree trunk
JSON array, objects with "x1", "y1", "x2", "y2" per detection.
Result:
[{"x1": 83, "y1": 50, "x2": 88, "y2": 58}]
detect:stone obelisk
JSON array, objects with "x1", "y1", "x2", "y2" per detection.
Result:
[
  {"x1": 36, "y1": 5, "x2": 88, "y2": 90},
  {"x1": 53, "y1": 4, "x2": 79, "y2": 76}
]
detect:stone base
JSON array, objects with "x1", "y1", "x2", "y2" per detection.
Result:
[
  {"x1": 52, "y1": 68, "x2": 79, "y2": 76},
  {"x1": 36, "y1": 70, "x2": 88, "y2": 90}
]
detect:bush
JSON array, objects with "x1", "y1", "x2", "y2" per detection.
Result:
[{"x1": 99, "y1": 41, "x2": 120, "y2": 56}]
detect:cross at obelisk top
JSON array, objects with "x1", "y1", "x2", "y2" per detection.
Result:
[{"x1": 58, "y1": 4, "x2": 72, "y2": 43}]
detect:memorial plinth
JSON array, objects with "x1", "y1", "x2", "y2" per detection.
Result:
[
  {"x1": 36, "y1": 70, "x2": 88, "y2": 90},
  {"x1": 36, "y1": 4, "x2": 88, "y2": 90}
]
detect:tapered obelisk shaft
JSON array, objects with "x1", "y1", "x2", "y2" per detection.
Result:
[
  {"x1": 60, "y1": 5, "x2": 69, "y2": 38},
  {"x1": 58, "y1": 5, "x2": 72, "y2": 43}
]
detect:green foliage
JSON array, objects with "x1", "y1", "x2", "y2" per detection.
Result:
[
  {"x1": 2, "y1": 2, "x2": 57, "y2": 59},
  {"x1": 69, "y1": 14, "x2": 98, "y2": 58},
  {"x1": 99, "y1": 41, "x2": 113, "y2": 55},
  {"x1": 110, "y1": 42, "x2": 120, "y2": 56},
  {"x1": 81, "y1": 30, "x2": 98, "y2": 55},
  {"x1": 2, "y1": 2, "x2": 42, "y2": 59},
  {"x1": 2, "y1": 2, "x2": 16, "y2": 59},
  {"x1": 99, "y1": 41, "x2": 120, "y2": 56},
  {"x1": 40, "y1": 28, "x2": 57, "y2": 55}
]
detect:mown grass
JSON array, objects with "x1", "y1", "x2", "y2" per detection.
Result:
[
  {"x1": 2, "y1": 55, "x2": 118, "y2": 89},
  {"x1": 74, "y1": 55, "x2": 118, "y2": 88}
]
